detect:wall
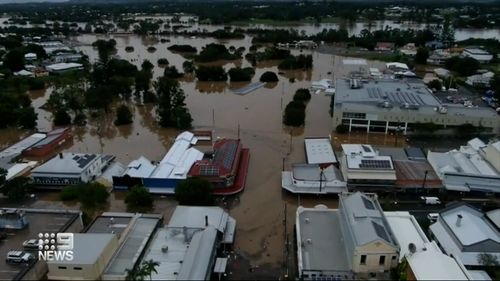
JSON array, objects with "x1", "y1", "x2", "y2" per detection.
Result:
[
  {"x1": 482, "y1": 144, "x2": 500, "y2": 173},
  {"x1": 351, "y1": 241, "x2": 398, "y2": 273}
]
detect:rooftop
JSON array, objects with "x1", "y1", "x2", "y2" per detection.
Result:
[
  {"x1": 292, "y1": 164, "x2": 343, "y2": 182},
  {"x1": 341, "y1": 144, "x2": 394, "y2": 170},
  {"x1": 49, "y1": 233, "x2": 116, "y2": 265},
  {"x1": 0, "y1": 133, "x2": 46, "y2": 169},
  {"x1": 340, "y1": 192, "x2": 398, "y2": 247},
  {"x1": 25, "y1": 128, "x2": 70, "y2": 150},
  {"x1": 31, "y1": 153, "x2": 107, "y2": 175},
  {"x1": 464, "y1": 48, "x2": 491, "y2": 55},
  {"x1": 296, "y1": 206, "x2": 350, "y2": 273},
  {"x1": 304, "y1": 138, "x2": 337, "y2": 164},
  {"x1": 46, "y1": 62, "x2": 83, "y2": 72},
  {"x1": 189, "y1": 139, "x2": 241, "y2": 178},
  {"x1": 428, "y1": 150, "x2": 499, "y2": 177}
]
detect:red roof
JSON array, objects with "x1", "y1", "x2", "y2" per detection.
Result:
[{"x1": 188, "y1": 139, "x2": 241, "y2": 178}]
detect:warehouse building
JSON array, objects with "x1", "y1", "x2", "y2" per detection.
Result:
[{"x1": 332, "y1": 78, "x2": 499, "y2": 134}]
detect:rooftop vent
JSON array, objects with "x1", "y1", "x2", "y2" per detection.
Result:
[
  {"x1": 408, "y1": 243, "x2": 417, "y2": 254},
  {"x1": 456, "y1": 214, "x2": 463, "y2": 227},
  {"x1": 161, "y1": 245, "x2": 168, "y2": 253}
]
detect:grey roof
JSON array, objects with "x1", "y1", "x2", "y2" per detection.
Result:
[
  {"x1": 177, "y1": 227, "x2": 218, "y2": 280},
  {"x1": 0, "y1": 133, "x2": 46, "y2": 169},
  {"x1": 340, "y1": 192, "x2": 398, "y2": 247},
  {"x1": 296, "y1": 207, "x2": 350, "y2": 272},
  {"x1": 48, "y1": 233, "x2": 116, "y2": 265},
  {"x1": 292, "y1": 164, "x2": 343, "y2": 182},
  {"x1": 31, "y1": 153, "x2": 104, "y2": 175},
  {"x1": 405, "y1": 147, "x2": 426, "y2": 160},
  {"x1": 376, "y1": 147, "x2": 409, "y2": 161}
]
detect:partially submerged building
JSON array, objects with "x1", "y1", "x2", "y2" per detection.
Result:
[
  {"x1": 140, "y1": 206, "x2": 235, "y2": 280},
  {"x1": 31, "y1": 153, "x2": 115, "y2": 187},
  {"x1": 462, "y1": 47, "x2": 493, "y2": 63},
  {"x1": 332, "y1": 78, "x2": 499, "y2": 134},
  {"x1": 296, "y1": 192, "x2": 399, "y2": 280},
  {"x1": 22, "y1": 128, "x2": 72, "y2": 157},
  {"x1": 0, "y1": 133, "x2": 46, "y2": 181}
]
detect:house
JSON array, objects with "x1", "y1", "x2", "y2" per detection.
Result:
[
  {"x1": 386, "y1": 62, "x2": 409, "y2": 72},
  {"x1": 427, "y1": 139, "x2": 500, "y2": 193},
  {"x1": 384, "y1": 211, "x2": 473, "y2": 280},
  {"x1": 47, "y1": 234, "x2": 119, "y2": 281},
  {"x1": 375, "y1": 42, "x2": 395, "y2": 52},
  {"x1": 31, "y1": 153, "x2": 115, "y2": 187},
  {"x1": 339, "y1": 144, "x2": 397, "y2": 189},
  {"x1": 429, "y1": 203, "x2": 500, "y2": 266},
  {"x1": 46, "y1": 62, "x2": 83, "y2": 73},
  {"x1": 24, "y1": 52, "x2": 37, "y2": 61},
  {"x1": 399, "y1": 43, "x2": 417, "y2": 56},
  {"x1": 425, "y1": 40, "x2": 444, "y2": 50},
  {"x1": 462, "y1": 48, "x2": 493, "y2": 63},
  {"x1": 140, "y1": 206, "x2": 235, "y2": 280},
  {"x1": 296, "y1": 192, "x2": 399, "y2": 280},
  {"x1": 427, "y1": 50, "x2": 452, "y2": 65},
  {"x1": 188, "y1": 138, "x2": 250, "y2": 195},
  {"x1": 13, "y1": 69, "x2": 34, "y2": 77},
  {"x1": 466, "y1": 71, "x2": 494, "y2": 88},
  {"x1": 22, "y1": 127, "x2": 72, "y2": 157},
  {"x1": 433, "y1": 68, "x2": 450, "y2": 78}
]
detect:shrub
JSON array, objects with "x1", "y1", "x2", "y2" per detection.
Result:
[
  {"x1": 293, "y1": 88, "x2": 311, "y2": 103},
  {"x1": 260, "y1": 71, "x2": 279, "y2": 82},
  {"x1": 78, "y1": 182, "x2": 109, "y2": 208},
  {"x1": 125, "y1": 46, "x2": 134, "y2": 52},
  {"x1": 428, "y1": 79, "x2": 442, "y2": 91},
  {"x1": 147, "y1": 46, "x2": 156, "y2": 53},
  {"x1": 125, "y1": 185, "x2": 153, "y2": 212},
  {"x1": 157, "y1": 58, "x2": 169, "y2": 65},
  {"x1": 60, "y1": 186, "x2": 79, "y2": 201},
  {"x1": 167, "y1": 44, "x2": 197, "y2": 53},
  {"x1": 336, "y1": 124, "x2": 349, "y2": 134}
]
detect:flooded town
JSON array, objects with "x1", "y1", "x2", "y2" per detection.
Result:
[{"x1": 0, "y1": 1, "x2": 500, "y2": 280}]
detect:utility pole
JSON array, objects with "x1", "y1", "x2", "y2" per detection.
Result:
[{"x1": 422, "y1": 170, "x2": 428, "y2": 191}]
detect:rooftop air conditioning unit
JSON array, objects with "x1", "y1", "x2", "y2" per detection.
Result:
[{"x1": 161, "y1": 245, "x2": 169, "y2": 253}]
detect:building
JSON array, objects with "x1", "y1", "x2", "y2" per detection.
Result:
[
  {"x1": 339, "y1": 144, "x2": 396, "y2": 189},
  {"x1": 22, "y1": 128, "x2": 72, "y2": 157},
  {"x1": 332, "y1": 78, "x2": 499, "y2": 134},
  {"x1": 384, "y1": 211, "x2": 473, "y2": 280},
  {"x1": 375, "y1": 42, "x2": 395, "y2": 52},
  {"x1": 386, "y1": 62, "x2": 409, "y2": 72},
  {"x1": 113, "y1": 131, "x2": 205, "y2": 193},
  {"x1": 282, "y1": 163, "x2": 347, "y2": 194},
  {"x1": 399, "y1": 43, "x2": 417, "y2": 57},
  {"x1": 24, "y1": 53, "x2": 37, "y2": 61},
  {"x1": 0, "y1": 208, "x2": 82, "y2": 281},
  {"x1": 47, "y1": 234, "x2": 119, "y2": 281},
  {"x1": 466, "y1": 71, "x2": 494, "y2": 88},
  {"x1": 427, "y1": 49, "x2": 452, "y2": 65},
  {"x1": 304, "y1": 137, "x2": 337, "y2": 165},
  {"x1": 13, "y1": 69, "x2": 34, "y2": 77},
  {"x1": 427, "y1": 138, "x2": 500, "y2": 193},
  {"x1": 140, "y1": 206, "x2": 235, "y2": 280},
  {"x1": 53, "y1": 53, "x2": 83, "y2": 63},
  {"x1": 433, "y1": 68, "x2": 450, "y2": 78},
  {"x1": 429, "y1": 203, "x2": 500, "y2": 266},
  {"x1": 462, "y1": 48, "x2": 493, "y2": 63},
  {"x1": 46, "y1": 63, "x2": 83, "y2": 73},
  {"x1": 188, "y1": 138, "x2": 250, "y2": 195},
  {"x1": 0, "y1": 133, "x2": 46, "y2": 181},
  {"x1": 296, "y1": 192, "x2": 399, "y2": 280},
  {"x1": 31, "y1": 153, "x2": 115, "y2": 187}
]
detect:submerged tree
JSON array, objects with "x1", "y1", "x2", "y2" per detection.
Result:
[
  {"x1": 175, "y1": 178, "x2": 214, "y2": 206},
  {"x1": 155, "y1": 77, "x2": 192, "y2": 129}
]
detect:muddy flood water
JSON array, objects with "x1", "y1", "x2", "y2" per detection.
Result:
[{"x1": 1, "y1": 33, "x2": 408, "y2": 278}]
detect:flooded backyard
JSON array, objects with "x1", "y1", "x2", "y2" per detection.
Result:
[{"x1": 0, "y1": 28, "x2": 487, "y2": 278}]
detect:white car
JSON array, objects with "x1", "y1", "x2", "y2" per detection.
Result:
[
  {"x1": 22, "y1": 239, "x2": 40, "y2": 249},
  {"x1": 6, "y1": 251, "x2": 34, "y2": 264},
  {"x1": 421, "y1": 196, "x2": 441, "y2": 205}
]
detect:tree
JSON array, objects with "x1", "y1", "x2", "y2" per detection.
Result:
[
  {"x1": 114, "y1": 104, "x2": 133, "y2": 126},
  {"x1": 175, "y1": 178, "x2": 214, "y2": 206},
  {"x1": 293, "y1": 88, "x2": 312, "y2": 103},
  {"x1": 77, "y1": 182, "x2": 109, "y2": 209},
  {"x1": 260, "y1": 71, "x2": 279, "y2": 82},
  {"x1": 126, "y1": 259, "x2": 159, "y2": 281},
  {"x1": 228, "y1": 67, "x2": 255, "y2": 82},
  {"x1": 17, "y1": 107, "x2": 37, "y2": 129},
  {"x1": 92, "y1": 39, "x2": 117, "y2": 64},
  {"x1": 0, "y1": 168, "x2": 6, "y2": 187},
  {"x1": 415, "y1": 47, "x2": 429, "y2": 64},
  {"x1": 53, "y1": 109, "x2": 71, "y2": 126},
  {"x1": 428, "y1": 79, "x2": 443, "y2": 91},
  {"x1": 157, "y1": 58, "x2": 169, "y2": 65},
  {"x1": 491, "y1": 73, "x2": 500, "y2": 101},
  {"x1": 1, "y1": 177, "x2": 32, "y2": 202},
  {"x1": 182, "y1": 60, "x2": 195, "y2": 74},
  {"x1": 125, "y1": 185, "x2": 153, "y2": 212},
  {"x1": 445, "y1": 57, "x2": 480, "y2": 77},
  {"x1": 195, "y1": 65, "x2": 227, "y2": 81},
  {"x1": 336, "y1": 124, "x2": 349, "y2": 134},
  {"x1": 4, "y1": 48, "x2": 24, "y2": 72},
  {"x1": 155, "y1": 77, "x2": 192, "y2": 129},
  {"x1": 60, "y1": 186, "x2": 79, "y2": 201},
  {"x1": 283, "y1": 101, "x2": 306, "y2": 127},
  {"x1": 163, "y1": 66, "x2": 183, "y2": 79}
]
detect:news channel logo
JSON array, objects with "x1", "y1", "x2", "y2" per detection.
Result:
[{"x1": 37, "y1": 233, "x2": 74, "y2": 261}]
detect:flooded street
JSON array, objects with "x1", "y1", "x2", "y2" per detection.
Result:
[{"x1": 0, "y1": 26, "x2": 494, "y2": 278}]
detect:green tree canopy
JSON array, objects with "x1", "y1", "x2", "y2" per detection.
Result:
[
  {"x1": 125, "y1": 185, "x2": 153, "y2": 212},
  {"x1": 1, "y1": 177, "x2": 33, "y2": 202},
  {"x1": 114, "y1": 104, "x2": 133, "y2": 126},
  {"x1": 175, "y1": 178, "x2": 214, "y2": 206}
]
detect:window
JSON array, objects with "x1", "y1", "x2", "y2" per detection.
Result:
[
  {"x1": 342, "y1": 112, "x2": 366, "y2": 119},
  {"x1": 74, "y1": 267, "x2": 82, "y2": 270},
  {"x1": 58, "y1": 266, "x2": 67, "y2": 270},
  {"x1": 379, "y1": 256, "x2": 386, "y2": 265},
  {"x1": 392, "y1": 256, "x2": 397, "y2": 260},
  {"x1": 360, "y1": 255, "x2": 367, "y2": 265}
]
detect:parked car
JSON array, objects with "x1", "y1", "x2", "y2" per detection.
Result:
[
  {"x1": 22, "y1": 239, "x2": 40, "y2": 249},
  {"x1": 427, "y1": 213, "x2": 439, "y2": 222},
  {"x1": 6, "y1": 251, "x2": 34, "y2": 264},
  {"x1": 421, "y1": 196, "x2": 441, "y2": 205}
]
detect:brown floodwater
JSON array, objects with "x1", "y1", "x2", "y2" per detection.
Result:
[{"x1": 0, "y1": 33, "x2": 395, "y2": 276}]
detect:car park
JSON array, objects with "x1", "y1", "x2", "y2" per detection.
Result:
[{"x1": 6, "y1": 251, "x2": 34, "y2": 264}]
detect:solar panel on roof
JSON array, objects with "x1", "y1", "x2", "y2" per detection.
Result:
[
  {"x1": 372, "y1": 221, "x2": 390, "y2": 242},
  {"x1": 200, "y1": 165, "x2": 219, "y2": 176},
  {"x1": 359, "y1": 159, "x2": 392, "y2": 169}
]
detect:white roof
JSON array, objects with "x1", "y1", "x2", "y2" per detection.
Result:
[
  {"x1": 386, "y1": 62, "x2": 409, "y2": 70},
  {"x1": 486, "y1": 209, "x2": 500, "y2": 229},
  {"x1": 428, "y1": 150, "x2": 498, "y2": 177},
  {"x1": 0, "y1": 133, "x2": 46, "y2": 164},
  {"x1": 6, "y1": 161, "x2": 37, "y2": 181},
  {"x1": 46, "y1": 62, "x2": 83, "y2": 71},
  {"x1": 14, "y1": 70, "x2": 33, "y2": 76},
  {"x1": 24, "y1": 53, "x2": 37, "y2": 58},
  {"x1": 49, "y1": 233, "x2": 116, "y2": 265},
  {"x1": 468, "y1": 270, "x2": 492, "y2": 281},
  {"x1": 384, "y1": 211, "x2": 429, "y2": 261},
  {"x1": 467, "y1": 138, "x2": 486, "y2": 151},
  {"x1": 304, "y1": 138, "x2": 337, "y2": 164},
  {"x1": 343, "y1": 58, "x2": 367, "y2": 65},
  {"x1": 341, "y1": 144, "x2": 394, "y2": 170},
  {"x1": 124, "y1": 156, "x2": 156, "y2": 178}
]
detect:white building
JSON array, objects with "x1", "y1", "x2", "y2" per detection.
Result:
[
  {"x1": 466, "y1": 71, "x2": 494, "y2": 88},
  {"x1": 399, "y1": 43, "x2": 417, "y2": 57},
  {"x1": 427, "y1": 138, "x2": 500, "y2": 193},
  {"x1": 429, "y1": 203, "x2": 500, "y2": 266},
  {"x1": 384, "y1": 211, "x2": 473, "y2": 280},
  {"x1": 24, "y1": 52, "x2": 37, "y2": 61},
  {"x1": 386, "y1": 62, "x2": 409, "y2": 72},
  {"x1": 47, "y1": 233, "x2": 119, "y2": 281},
  {"x1": 340, "y1": 144, "x2": 396, "y2": 188},
  {"x1": 462, "y1": 48, "x2": 493, "y2": 63},
  {"x1": 141, "y1": 206, "x2": 235, "y2": 280},
  {"x1": 31, "y1": 153, "x2": 115, "y2": 187},
  {"x1": 296, "y1": 192, "x2": 399, "y2": 280},
  {"x1": 46, "y1": 62, "x2": 83, "y2": 73},
  {"x1": 282, "y1": 164, "x2": 347, "y2": 194}
]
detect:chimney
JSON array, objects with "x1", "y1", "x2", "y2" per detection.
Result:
[
  {"x1": 59, "y1": 153, "x2": 63, "y2": 159},
  {"x1": 456, "y1": 214, "x2": 463, "y2": 227},
  {"x1": 204, "y1": 215, "x2": 208, "y2": 227}
]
